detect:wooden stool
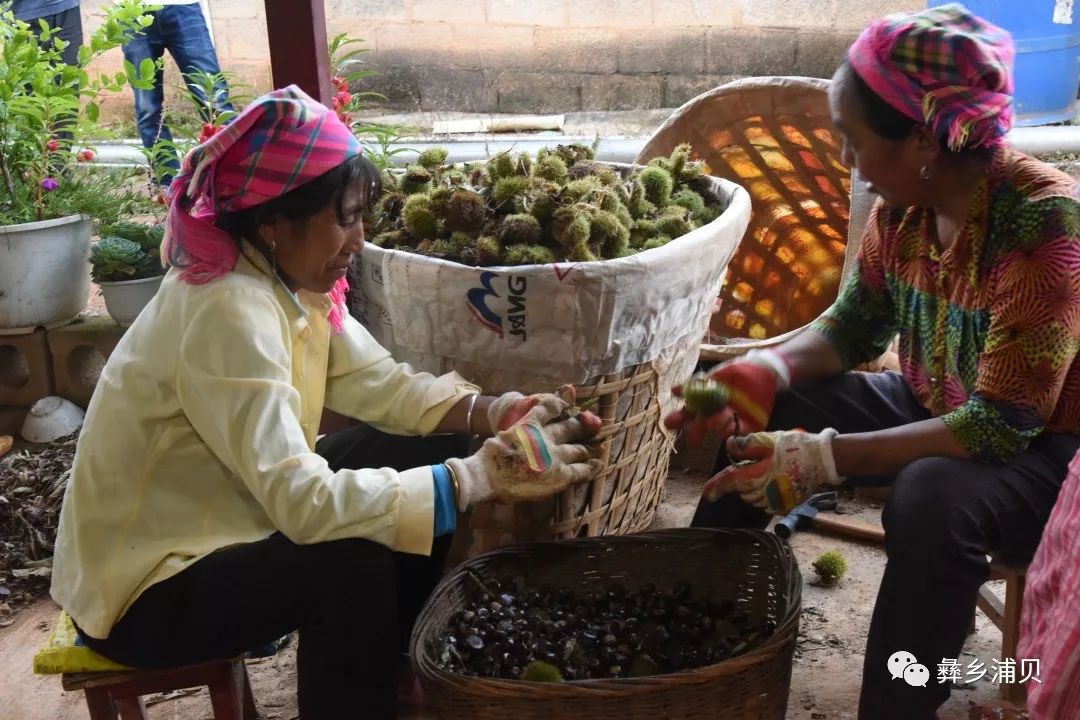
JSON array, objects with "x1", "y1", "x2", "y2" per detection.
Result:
[
  {"x1": 62, "y1": 658, "x2": 259, "y2": 720},
  {"x1": 976, "y1": 559, "x2": 1029, "y2": 705}
]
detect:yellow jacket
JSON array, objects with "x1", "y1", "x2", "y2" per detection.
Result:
[{"x1": 51, "y1": 245, "x2": 478, "y2": 639}]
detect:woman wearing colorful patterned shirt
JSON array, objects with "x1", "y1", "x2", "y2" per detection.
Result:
[{"x1": 666, "y1": 5, "x2": 1079, "y2": 719}]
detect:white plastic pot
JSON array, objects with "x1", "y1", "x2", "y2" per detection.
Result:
[
  {"x1": 0, "y1": 214, "x2": 92, "y2": 334},
  {"x1": 99, "y1": 275, "x2": 163, "y2": 327}
]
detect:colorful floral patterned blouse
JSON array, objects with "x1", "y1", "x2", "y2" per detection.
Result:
[{"x1": 812, "y1": 148, "x2": 1080, "y2": 463}]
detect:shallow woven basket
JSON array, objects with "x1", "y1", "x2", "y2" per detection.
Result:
[
  {"x1": 636, "y1": 77, "x2": 860, "y2": 362},
  {"x1": 413, "y1": 529, "x2": 801, "y2": 720},
  {"x1": 449, "y1": 360, "x2": 676, "y2": 560}
]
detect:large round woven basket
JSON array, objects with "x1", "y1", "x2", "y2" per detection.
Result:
[
  {"x1": 412, "y1": 529, "x2": 802, "y2": 720},
  {"x1": 636, "y1": 77, "x2": 860, "y2": 362},
  {"x1": 350, "y1": 165, "x2": 750, "y2": 560}
]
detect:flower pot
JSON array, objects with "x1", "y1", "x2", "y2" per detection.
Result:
[
  {"x1": 98, "y1": 275, "x2": 163, "y2": 327},
  {"x1": 0, "y1": 214, "x2": 92, "y2": 335}
]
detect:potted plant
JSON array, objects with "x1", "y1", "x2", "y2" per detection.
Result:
[
  {"x1": 0, "y1": 0, "x2": 159, "y2": 333},
  {"x1": 89, "y1": 222, "x2": 165, "y2": 326}
]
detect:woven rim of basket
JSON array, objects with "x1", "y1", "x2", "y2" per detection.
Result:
[
  {"x1": 411, "y1": 529, "x2": 802, "y2": 698},
  {"x1": 635, "y1": 76, "x2": 854, "y2": 343}
]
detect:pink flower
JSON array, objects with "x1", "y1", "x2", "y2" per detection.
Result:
[
  {"x1": 78, "y1": 149, "x2": 95, "y2": 162},
  {"x1": 46, "y1": 139, "x2": 60, "y2": 152},
  {"x1": 42, "y1": 177, "x2": 59, "y2": 191}
]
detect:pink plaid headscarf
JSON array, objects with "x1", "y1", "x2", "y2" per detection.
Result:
[
  {"x1": 848, "y1": 4, "x2": 1015, "y2": 151},
  {"x1": 162, "y1": 85, "x2": 361, "y2": 334}
]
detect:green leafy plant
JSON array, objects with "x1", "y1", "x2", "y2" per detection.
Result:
[
  {"x1": 328, "y1": 33, "x2": 413, "y2": 170},
  {"x1": 140, "y1": 69, "x2": 253, "y2": 188},
  {"x1": 0, "y1": 0, "x2": 161, "y2": 225},
  {"x1": 89, "y1": 222, "x2": 164, "y2": 282}
]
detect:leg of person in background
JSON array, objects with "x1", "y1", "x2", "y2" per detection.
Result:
[
  {"x1": 32, "y1": 9, "x2": 84, "y2": 171},
  {"x1": 858, "y1": 434, "x2": 1075, "y2": 719},
  {"x1": 155, "y1": 3, "x2": 234, "y2": 125},
  {"x1": 79, "y1": 425, "x2": 467, "y2": 720},
  {"x1": 122, "y1": 11, "x2": 175, "y2": 187}
]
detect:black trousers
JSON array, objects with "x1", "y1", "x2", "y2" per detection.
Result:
[
  {"x1": 81, "y1": 426, "x2": 468, "y2": 720},
  {"x1": 690, "y1": 372, "x2": 1079, "y2": 720}
]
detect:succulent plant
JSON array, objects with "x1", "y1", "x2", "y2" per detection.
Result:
[{"x1": 90, "y1": 236, "x2": 161, "y2": 283}]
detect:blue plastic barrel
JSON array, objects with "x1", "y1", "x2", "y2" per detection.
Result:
[{"x1": 929, "y1": 0, "x2": 1080, "y2": 126}]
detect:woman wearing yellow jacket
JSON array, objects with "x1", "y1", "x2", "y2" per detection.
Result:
[{"x1": 50, "y1": 86, "x2": 600, "y2": 720}]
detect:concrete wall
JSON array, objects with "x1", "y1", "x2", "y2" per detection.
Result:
[{"x1": 80, "y1": 0, "x2": 925, "y2": 120}]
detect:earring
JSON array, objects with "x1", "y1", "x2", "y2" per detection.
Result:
[{"x1": 920, "y1": 165, "x2": 932, "y2": 180}]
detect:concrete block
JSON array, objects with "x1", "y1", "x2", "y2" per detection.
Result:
[
  {"x1": 739, "y1": 0, "x2": 834, "y2": 29},
  {"x1": 497, "y1": 72, "x2": 581, "y2": 113},
  {"x1": 535, "y1": 28, "x2": 619, "y2": 74},
  {"x1": 663, "y1": 73, "x2": 735, "y2": 107},
  {"x1": 0, "y1": 406, "x2": 28, "y2": 437},
  {"x1": 619, "y1": 28, "x2": 706, "y2": 74},
  {"x1": 46, "y1": 317, "x2": 126, "y2": 409},
  {"x1": 210, "y1": 0, "x2": 262, "y2": 19},
  {"x1": 581, "y1": 74, "x2": 663, "y2": 111},
  {"x1": 222, "y1": 18, "x2": 271, "y2": 61},
  {"x1": 326, "y1": 0, "x2": 407, "y2": 21},
  {"x1": 654, "y1": 0, "x2": 740, "y2": 27},
  {"x1": 376, "y1": 22, "x2": 457, "y2": 68},
  {"x1": 834, "y1": 0, "x2": 924, "y2": 30},
  {"x1": 360, "y1": 65, "x2": 423, "y2": 108},
  {"x1": 489, "y1": 0, "x2": 566, "y2": 26},
  {"x1": 0, "y1": 330, "x2": 54, "y2": 408},
  {"x1": 569, "y1": 0, "x2": 651, "y2": 27},
  {"x1": 452, "y1": 24, "x2": 536, "y2": 70},
  {"x1": 796, "y1": 30, "x2": 857, "y2": 79},
  {"x1": 417, "y1": 68, "x2": 497, "y2": 112},
  {"x1": 412, "y1": 0, "x2": 486, "y2": 24},
  {"x1": 706, "y1": 28, "x2": 797, "y2": 76}
]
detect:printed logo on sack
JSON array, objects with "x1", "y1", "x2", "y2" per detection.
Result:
[{"x1": 466, "y1": 271, "x2": 527, "y2": 341}]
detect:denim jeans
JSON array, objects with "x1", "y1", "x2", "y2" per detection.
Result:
[{"x1": 121, "y1": 3, "x2": 233, "y2": 186}]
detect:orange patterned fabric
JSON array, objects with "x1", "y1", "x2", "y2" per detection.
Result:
[{"x1": 812, "y1": 148, "x2": 1079, "y2": 462}]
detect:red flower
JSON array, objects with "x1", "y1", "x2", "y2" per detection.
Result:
[
  {"x1": 336, "y1": 90, "x2": 352, "y2": 106},
  {"x1": 198, "y1": 122, "x2": 219, "y2": 143},
  {"x1": 331, "y1": 95, "x2": 342, "y2": 110},
  {"x1": 337, "y1": 110, "x2": 353, "y2": 125},
  {"x1": 46, "y1": 139, "x2": 60, "y2": 152},
  {"x1": 78, "y1": 149, "x2": 94, "y2": 162},
  {"x1": 331, "y1": 76, "x2": 346, "y2": 89}
]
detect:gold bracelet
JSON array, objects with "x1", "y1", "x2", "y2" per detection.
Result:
[
  {"x1": 465, "y1": 393, "x2": 479, "y2": 438},
  {"x1": 446, "y1": 463, "x2": 462, "y2": 508}
]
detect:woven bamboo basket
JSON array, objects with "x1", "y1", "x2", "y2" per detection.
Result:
[
  {"x1": 413, "y1": 529, "x2": 801, "y2": 720},
  {"x1": 452, "y1": 359, "x2": 677, "y2": 559},
  {"x1": 636, "y1": 77, "x2": 860, "y2": 363}
]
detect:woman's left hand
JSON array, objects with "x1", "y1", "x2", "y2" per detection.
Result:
[
  {"x1": 487, "y1": 385, "x2": 579, "y2": 433},
  {"x1": 702, "y1": 428, "x2": 843, "y2": 514}
]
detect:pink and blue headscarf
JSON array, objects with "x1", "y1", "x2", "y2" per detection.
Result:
[
  {"x1": 848, "y1": 4, "x2": 1015, "y2": 151},
  {"x1": 162, "y1": 85, "x2": 362, "y2": 333}
]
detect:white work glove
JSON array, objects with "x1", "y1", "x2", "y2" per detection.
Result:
[
  {"x1": 702, "y1": 428, "x2": 843, "y2": 514},
  {"x1": 486, "y1": 385, "x2": 579, "y2": 433},
  {"x1": 447, "y1": 393, "x2": 602, "y2": 508}
]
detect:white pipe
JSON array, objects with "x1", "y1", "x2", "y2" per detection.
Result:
[
  {"x1": 1007, "y1": 126, "x2": 1080, "y2": 157},
  {"x1": 87, "y1": 125, "x2": 1080, "y2": 170}
]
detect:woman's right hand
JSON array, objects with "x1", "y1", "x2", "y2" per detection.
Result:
[
  {"x1": 664, "y1": 348, "x2": 792, "y2": 445},
  {"x1": 447, "y1": 392, "x2": 603, "y2": 508}
]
